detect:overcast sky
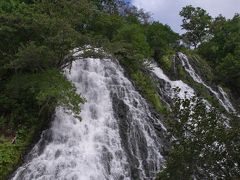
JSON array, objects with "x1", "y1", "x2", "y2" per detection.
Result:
[{"x1": 131, "y1": 0, "x2": 240, "y2": 33}]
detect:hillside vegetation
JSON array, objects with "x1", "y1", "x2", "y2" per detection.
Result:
[{"x1": 0, "y1": 0, "x2": 239, "y2": 179}]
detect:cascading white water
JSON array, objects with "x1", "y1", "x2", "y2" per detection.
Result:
[
  {"x1": 218, "y1": 86, "x2": 235, "y2": 111},
  {"x1": 150, "y1": 62, "x2": 195, "y2": 100},
  {"x1": 11, "y1": 58, "x2": 165, "y2": 180},
  {"x1": 178, "y1": 53, "x2": 235, "y2": 112}
]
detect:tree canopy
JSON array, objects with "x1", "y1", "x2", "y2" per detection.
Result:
[
  {"x1": 180, "y1": 5, "x2": 212, "y2": 48},
  {"x1": 198, "y1": 14, "x2": 240, "y2": 95},
  {"x1": 157, "y1": 96, "x2": 240, "y2": 179}
]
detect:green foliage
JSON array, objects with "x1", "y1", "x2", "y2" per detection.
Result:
[
  {"x1": 216, "y1": 54, "x2": 240, "y2": 90},
  {"x1": 0, "y1": 124, "x2": 39, "y2": 180},
  {"x1": 157, "y1": 96, "x2": 240, "y2": 179},
  {"x1": 91, "y1": 0, "x2": 117, "y2": 13},
  {"x1": 89, "y1": 13, "x2": 125, "y2": 41},
  {"x1": 6, "y1": 70, "x2": 84, "y2": 116},
  {"x1": 180, "y1": 5, "x2": 212, "y2": 48},
  {"x1": 0, "y1": 2, "x2": 86, "y2": 73},
  {"x1": 11, "y1": 42, "x2": 57, "y2": 72},
  {"x1": 145, "y1": 22, "x2": 179, "y2": 61},
  {"x1": 189, "y1": 54, "x2": 214, "y2": 82},
  {"x1": 114, "y1": 24, "x2": 151, "y2": 58},
  {"x1": 0, "y1": 0, "x2": 21, "y2": 12},
  {"x1": 159, "y1": 55, "x2": 173, "y2": 72},
  {"x1": 131, "y1": 70, "x2": 167, "y2": 114},
  {"x1": 198, "y1": 14, "x2": 240, "y2": 95}
]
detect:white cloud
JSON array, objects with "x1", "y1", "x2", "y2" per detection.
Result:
[{"x1": 132, "y1": 0, "x2": 240, "y2": 33}]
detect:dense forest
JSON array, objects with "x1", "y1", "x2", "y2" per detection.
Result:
[{"x1": 0, "y1": 0, "x2": 239, "y2": 179}]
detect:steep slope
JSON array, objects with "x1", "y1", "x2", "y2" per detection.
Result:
[
  {"x1": 11, "y1": 58, "x2": 167, "y2": 180},
  {"x1": 177, "y1": 53, "x2": 235, "y2": 112},
  {"x1": 150, "y1": 52, "x2": 236, "y2": 113}
]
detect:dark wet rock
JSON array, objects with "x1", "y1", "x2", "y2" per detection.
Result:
[
  {"x1": 89, "y1": 104, "x2": 98, "y2": 119},
  {"x1": 111, "y1": 90, "x2": 169, "y2": 179},
  {"x1": 55, "y1": 149, "x2": 61, "y2": 159},
  {"x1": 102, "y1": 146, "x2": 113, "y2": 175},
  {"x1": 111, "y1": 93, "x2": 142, "y2": 178}
]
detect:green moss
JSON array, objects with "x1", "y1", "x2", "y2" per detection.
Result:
[
  {"x1": 178, "y1": 65, "x2": 188, "y2": 80},
  {"x1": 160, "y1": 55, "x2": 172, "y2": 72},
  {"x1": 189, "y1": 54, "x2": 214, "y2": 82},
  {"x1": 156, "y1": 51, "x2": 175, "y2": 73},
  {"x1": 130, "y1": 70, "x2": 168, "y2": 114}
]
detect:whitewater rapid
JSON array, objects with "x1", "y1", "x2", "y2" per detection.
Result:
[
  {"x1": 178, "y1": 53, "x2": 235, "y2": 112},
  {"x1": 11, "y1": 58, "x2": 165, "y2": 180}
]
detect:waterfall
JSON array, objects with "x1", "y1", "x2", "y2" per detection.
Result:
[
  {"x1": 218, "y1": 86, "x2": 235, "y2": 112},
  {"x1": 11, "y1": 58, "x2": 166, "y2": 180},
  {"x1": 178, "y1": 53, "x2": 235, "y2": 112},
  {"x1": 150, "y1": 62, "x2": 195, "y2": 100}
]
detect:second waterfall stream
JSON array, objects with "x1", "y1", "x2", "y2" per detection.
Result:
[{"x1": 11, "y1": 57, "x2": 167, "y2": 180}]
